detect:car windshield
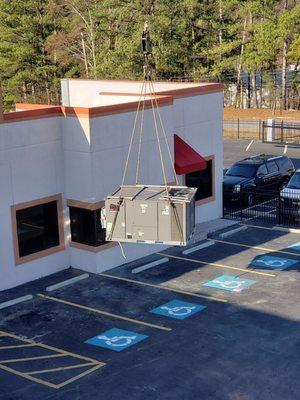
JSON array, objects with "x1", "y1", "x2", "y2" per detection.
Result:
[
  {"x1": 225, "y1": 164, "x2": 257, "y2": 178},
  {"x1": 287, "y1": 173, "x2": 300, "y2": 189}
]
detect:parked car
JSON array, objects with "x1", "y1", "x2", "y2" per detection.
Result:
[
  {"x1": 280, "y1": 169, "x2": 300, "y2": 221},
  {"x1": 223, "y1": 154, "x2": 295, "y2": 207}
]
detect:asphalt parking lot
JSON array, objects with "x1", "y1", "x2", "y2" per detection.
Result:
[
  {"x1": 1, "y1": 225, "x2": 300, "y2": 400},
  {"x1": 224, "y1": 139, "x2": 300, "y2": 169}
]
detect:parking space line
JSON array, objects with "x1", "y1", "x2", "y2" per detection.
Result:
[
  {"x1": 239, "y1": 223, "x2": 300, "y2": 234},
  {"x1": 0, "y1": 344, "x2": 36, "y2": 350},
  {"x1": 0, "y1": 330, "x2": 105, "y2": 389},
  {"x1": 0, "y1": 353, "x2": 66, "y2": 364},
  {"x1": 27, "y1": 362, "x2": 95, "y2": 375},
  {"x1": 37, "y1": 293, "x2": 172, "y2": 332},
  {"x1": 99, "y1": 273, "x2": 228, "y2": 303},
  {"x1": 55, "y1": 364, "x2": 103, "y2": 389},
  {"x1": 212, "y1": 238, "x2": 300, "y2": 258},
  {"x1": 157, "y1": 253, "x2": 276, "y2": 277},
  {"x1": 0, "y1": 364, "x2": 59, "y2": 389}
]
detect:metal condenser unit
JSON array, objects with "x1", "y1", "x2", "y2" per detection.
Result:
[{"x1": 105, "y1": 185, "x2": 197, "y2": 246}]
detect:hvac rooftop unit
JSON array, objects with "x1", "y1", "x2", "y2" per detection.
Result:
[{"x1": 105, "y1": 185, "x2": 197, "y2": 246}]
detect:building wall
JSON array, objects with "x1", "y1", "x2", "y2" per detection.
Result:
[
  {"x1": 68, "y1": 92, "x2": 223, "y2": 273},
  {"x1": 0, "y1": 84, "x2": 223, "y2": 289},
  {"x1": 0, "y1": 117, "x2": 69, "y2": 290}
]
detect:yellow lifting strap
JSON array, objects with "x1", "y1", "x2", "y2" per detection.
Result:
[{"x1": 121, "y1": 22, "x2": 179, "y2": 192}]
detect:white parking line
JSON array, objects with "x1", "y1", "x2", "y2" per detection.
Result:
[{"x1": 246, "y1": 140, "x2": 254, "y2": 152}]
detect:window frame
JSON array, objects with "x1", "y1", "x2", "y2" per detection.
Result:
[
  {"x1": 185, "y1": 155, "x2": 215, "y2": 206},
  {"x1": 11, "y1": 194, "x2": 65, "y2": 266},
  {"x1": 67, "y1": 199, "x2": 117, "y2": 252}
]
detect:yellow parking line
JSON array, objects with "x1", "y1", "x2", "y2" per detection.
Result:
[
  {"x1": 212, "y1": 238, "x2": 300, "y2": 258},
  {"x1": 37, "y1": 293, "x2": 171, "y2": 332},
  {"x1": 99, "y1": 273, "x2": 228, "y2": 303},
  {"x1": 0, "y1": 364, "x2": 58, "y2": 389},
  {"x1": 0, "y1": 344, "x2": 36, "y2": 350},
  {"x1": 157, "y1": 253, "x2": 276, "y2": 277},
  {"x1": 55, "y1": 364, "x2": 103, "y2": 389},
  {"x1": 0, "y1": 330, "x2": 105, "y2": 389},
  {"x1": 0, "y1": 354, "x2": 66, "y2": 364},
  {"x1": 27, "y1": 362, "x2": 96, "y2": 375},
  {"x1": 0, "y1": 330, "x2": 104, "y2": 364}
]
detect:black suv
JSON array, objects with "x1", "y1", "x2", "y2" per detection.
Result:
[{"x1": 223, "y1": 154, "x2": 295, "y2": 206}]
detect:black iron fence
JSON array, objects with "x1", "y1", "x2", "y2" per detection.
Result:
[
  {"x1": 223, "y1": 186, "x2": 300, "y2": 228},
  {"x1": 262, "y1": 120, "x2": 300, "y2": 145}
]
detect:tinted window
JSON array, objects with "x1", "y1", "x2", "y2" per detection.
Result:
[
  {"x1": 16, "y1": 201, "x2": 59, "y2": 257},
  {"x1": 275, "y1": 157, "x2": 294, "y2": 172},
  {"x1": 257, "y1": 164, "x2": 268, "y2": 175},
  {"x1": 226, "y1": 164, "x2": 257, "y2": 178},
  {"x1": 186, "y1": 160, "x2": 213, "y2": 201},
  {"x1": 267, "y1": 161, "x2": 279, "y2": 174},
  {"x1": 287, "y1": 173, "x2": 300, "y2": 189},
  {"x1": 69, "y1": 207, "x2": 106, "y2": 246}
]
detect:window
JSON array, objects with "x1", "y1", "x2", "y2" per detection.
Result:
[
  {"x1": 257, "y1": 164, "x2": 268, "y2": 175},
  {"x1": 186, "y1": 158, "x2": 214, "y2": 202},
  {"x1": 226, "y1": 164, "x2": 257, "y2": 178},
  {"x1": 267, "y1": 161, "x2": 279, "y2": 174},
  {"x1": 275, "y1": 157, "x2": 294, "y2": 173},
  {"x1": 69, "y1": 207, "x2": 106, "y2": 247},
  {"x1": 11, "y1": 194, "x2": 65, "y2": 265}
]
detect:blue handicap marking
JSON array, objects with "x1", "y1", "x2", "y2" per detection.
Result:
[
  {"x1": 150, "y1": 300, "x2": 206, "y2": 320},
  {"x1": 250, "y1": 255, "x2": 298, "y2": 270},
  {"x1": 203, "y1": 275, "x2": 256, "y2": 292},
  {"x1": 288, "y1": 242, "x2": 300, "y2": 251},
  {"x1": 85, "y1": 328, "x2": 148, "y2": 352}
]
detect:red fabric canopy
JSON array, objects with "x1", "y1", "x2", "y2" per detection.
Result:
[{"x1": 174, "y1": 134, "x2": 207, "y2": 175}]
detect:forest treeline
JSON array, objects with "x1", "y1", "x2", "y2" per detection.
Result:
[{"x1": 0, "y1": 0, "x2": 299, "y2": 110}]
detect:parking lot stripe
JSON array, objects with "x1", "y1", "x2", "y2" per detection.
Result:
[
  {"x1": 0, "y1": 344, "x2": 36, "y2": 350},
  {"x1": 0, "y1": 354, "x2": 67, "y2": 364},
  {"x1": 212, "y1": 238, "x2": 300, "y2": 258},
  {"x1": 157, "y1": 253, "x2": 276, "y2": 277},
  {"x1": 0, "y1": 364, "x2": 59, "y2": 389},
  {"x1": 0, "y1": 330, "x2": 105, "y2": 389},
  {"x1": 55, "y1": 364, "x2": 103, "y2": 389},
  {"x1": 99, "y1": 273, "x2": 228, "y2": 303},
  {"x1": 27, "y1": 362, "x2": 95, "y2": 375},
  {"x1": 37, "y1": 293, "x2": 172, "y2": 332},
  {"x1": 239, "y1": 223, "x2": 300, "y2": 234},
  {"x1": 0, "y1": 330, "x2": 105, "y2": 364}
]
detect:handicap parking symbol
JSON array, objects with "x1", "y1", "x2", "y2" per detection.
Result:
[
  {"x1": 250, "y1": 255, "x2": 298, "y2": 270},
  {"x1": 150, "y1": 300, "x2": 206, "y2": 320},
  {"x1": 288, "y1": 242, "x2": 300, "y2": 251},
  {"x1": 203, "y1": 275, "x2": 256, "y2": 292},
  {"x1": 85, "y1": 328, "x2": 148, "y2": 352}
]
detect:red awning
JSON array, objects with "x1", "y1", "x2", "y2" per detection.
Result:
[{"x1": 174, "y1": 134, "x2": 207, "y2": 175}]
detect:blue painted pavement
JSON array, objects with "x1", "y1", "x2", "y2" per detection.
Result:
[
  {"x1": 85, "y1": 328, "x2": 148, "y2": 352},
  {"x1": 150, "y1": 300, "x2": 206, "y2": 320},
  {"x1": 250, "y1": 255, "x2": 298, "y2": 270},
  {"x1": 203, "y1": 275, "x2": 256, "y2": 292}
]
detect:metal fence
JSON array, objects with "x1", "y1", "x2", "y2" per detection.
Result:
[
  {"x1": 223, "y1": 119, "x2": 263, "y2": 140},
  {"x1": 262, "y1": 120, "x2": 300, "y2": 145},
  {"x1": 223, "y1": 186, "x2": 300, "y2": 228}
]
